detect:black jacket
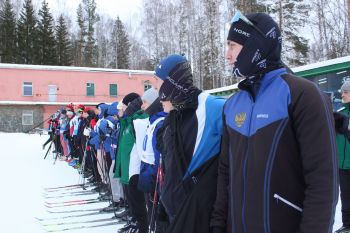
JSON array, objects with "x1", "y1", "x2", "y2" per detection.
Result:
[
  {"x1": 157, "y1": 93, "x2": 225, "y2": 233},
  {"x1": 157, "y1": 108, "x2": 198, "y2": 220},
  {"x1": 210, "y1": 69, "x2": 338, "y2": 233}
]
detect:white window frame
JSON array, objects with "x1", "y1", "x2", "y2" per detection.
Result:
[
  {"x1": 86, "y1": 82, "x2": 95, "y2": 96},
  {"x1": 22, "y1": 110, "x2": 33, "y2": 125},
  {"x1": 144, "y1": 81, "x2": 152, "y2": 91},
  {"x1": 23, "y1": 82, "x2": 33, "y2": 96}
]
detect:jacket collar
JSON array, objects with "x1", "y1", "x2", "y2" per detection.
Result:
[
  {"x1": 238, "y1": 68, "x2": 287, "y2": 100},
  {"x1": 149, "y1": 112, "x2": 168, "y2": 124}
]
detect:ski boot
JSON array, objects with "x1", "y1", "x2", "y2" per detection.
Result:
[
  {"x1": 117, "y1": 219, "x2": 137, "y2": 233},
  {"x1": 115, "y1": 208, "x2": 129, "y2": 218}
]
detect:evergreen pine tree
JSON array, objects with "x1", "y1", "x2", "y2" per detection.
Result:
[
  {"x1": 82, "y1": 0, "x2": 98, "y2": 67},
  {"x1": 17, "y1": 0, "x2": 39, "y2": 64},
  {"x1": 75, "y1": 3, "x2": 86, "y2": 66},
  {"x1": 112, "y1": 17, "x2": 130, "y2": 69},
  {"x1": 55, "y1": 14, "x2": 72, "y2": 66},
  {"x1": 38, "y1": 0, "x2": 57, "y2": 65},
  {"x1": 0, "y1": 0, "x2": 16, "y2": 63}
]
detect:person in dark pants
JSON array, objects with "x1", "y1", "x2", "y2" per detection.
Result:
[{"x1": 335, "y1": 81, "x2": 350, "y2": 233}]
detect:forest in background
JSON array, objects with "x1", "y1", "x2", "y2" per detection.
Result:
[{"x1": 0, "y1": 0, "x2": 349, "y2": 89}]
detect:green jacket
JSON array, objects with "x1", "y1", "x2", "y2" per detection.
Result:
[
  {"x1": 336, "y1": 103, "x2": 350, "y2": 169},
  {"x1": 114, "y1": 110, "x2": 149, "y2": 184}
]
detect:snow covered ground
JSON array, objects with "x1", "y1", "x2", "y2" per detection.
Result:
[
  {"x1": 0, "y1": 132, "x2": 343, "y2": 232},
  {"x1": 0, "y1": 133, "x2": 124, "y2": 233}
]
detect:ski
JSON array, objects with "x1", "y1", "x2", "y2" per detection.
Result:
[
  {"x1": 44, "y1": 183, "x2": 91, "y2": 191},
  {"x1": 44, "y1": 184, "x2": 94, "y2": 193},
  {"x1": 46, "y1": 207, "x2": 103, "y2": 215},
  {"x1": 45, "y1": 198, "x2": 98, "y2": 205},
  {"x1": 44, "y1": 186, "x2": 89, "y2": 193},
  {"x1": 43, "y1": 188, "x2": 96, "y2": 196},
  {"x1": 37, "y1": 209, "x2": 106, "y2": 221},
  {"x1": 41, "y1": 215, "x2": 120, "y2": 227},
  {"x1": 43, "y1": 220, "x2": 122, "y2": 232},
  {"x1": 45, "y1": 199, "x2": 106, "y2": 208},
  {"x1": 43, "y1": 190, "x2": 97, "y2": 199}
]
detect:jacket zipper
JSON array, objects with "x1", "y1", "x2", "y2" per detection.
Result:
[
  {"x1": 263, "y1": 119, "x2": 288, "y2": 233},
  {"x1": 273, "y1": 194, "x2": 302, "y2": 212},
  {"x1": 242, "y1": 99, "x2": 255, "y2": 233}
]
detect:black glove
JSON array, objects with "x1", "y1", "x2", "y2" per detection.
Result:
[{"x1": 333, "y1": 112, "x2": 349, "y2": 135}]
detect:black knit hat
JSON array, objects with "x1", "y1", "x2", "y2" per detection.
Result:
[
  {"x1": 158, "y1": 62, "x2": 193, "y2": 102},
  {"x1": 122, "y1": 92, "x2": 140, "y2": 106},
  {"x1": 227, "y1": 18, "x2": 253, "y2": 45}
]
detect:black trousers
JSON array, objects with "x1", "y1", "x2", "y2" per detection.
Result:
[
  {"x1": 54, "y1": 134, "x2": 62, "y2": 154},
  {"x1": 340, "y1": 169, "x2": 350, "y2": 227},
  {"x1": 91, "y1": 148, "x2": 101, "y2": 182},
  {"x1": 128, "y1": 175, "x2": 148, "y2": 233},
  {"x1": 105, "y1": 152, "x2": 112, "y2": 173}
]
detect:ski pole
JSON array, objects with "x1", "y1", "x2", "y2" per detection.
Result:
[
  {"x1": 53, "y1": 132, "x2": 60, "y2": 164},
  {"x1": 80, "y1": 139, "x2": 90, "y2": 188},
  {"x1": 24, "y1": 116, "x2": 52, "y2": 134},
  {"x1": 43, "y1": 141, "x2": 53, "y2": 160},
  {"x1": 149, "y1": 156, "x2": 163, "y2": 233},
  {"x1": 101, "y1": 146, "x2": 114, "y2": 207}
]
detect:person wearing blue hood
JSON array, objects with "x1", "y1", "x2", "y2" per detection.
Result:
[
  {"x1": 89, "y1": 103, "x2": 110, "y2": 193},
  {"x1": 210, "y1": 11, "x2": 338, "y2": 233},
  {"x1": 100, "y1": 102, "x2": 126, "y2": 210},
  {"x1": 152, "y1": 54, "x2": 225, "y2": 233}
]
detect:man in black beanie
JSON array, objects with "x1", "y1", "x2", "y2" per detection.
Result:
[
  {"x1": 122, "y1": 92, "x2": 140, "y2": 107},
  {"x1": 210, "y1": 11, "x2": 338, "y2": 233},
  {"x1": 153, "y1": 54, "x2": 225, "y2": 233}
]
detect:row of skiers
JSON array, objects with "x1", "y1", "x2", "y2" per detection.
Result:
[
  {"x1": 42, "y1": 53, "x2": 225, "y2": 233},
  {"x1": 41, "y1": 11, "x2": 350, "y2": 233}
]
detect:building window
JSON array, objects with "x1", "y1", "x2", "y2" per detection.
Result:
[
  {"x1": 109, "y1": 84, "x2": 118, "y2": 96},
  {"x1": 22, "y1": 110, "x2": 33, "y2": 125},
  {"x1": 86, "y1": 82, "x2": 95, "y2": 96},
  {"x1": 144, "y1": 81, "x2": 152, "y2": 91},
  {"x1": 23, "y1": 82, "x2": 33, "y2": 96}
]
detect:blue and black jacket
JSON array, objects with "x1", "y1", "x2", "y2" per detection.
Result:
[
  {"x1": 211, "y1": 68, "x2": 338, "y2": 233},
  {"x1": 158, "y1": 92, "x2": 225, "y2": 228}
]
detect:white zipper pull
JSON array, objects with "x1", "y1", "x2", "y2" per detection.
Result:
[{"x1": 273, "y1": 194, "x2": 303, "y2": 212}]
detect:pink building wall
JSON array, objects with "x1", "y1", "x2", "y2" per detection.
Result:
[
  {"x1": 0, "y1": 64, "x2": 162, "y2": 131},
  {"x1": 0, "y1": 65, "x2": 161, "y2": 103}
]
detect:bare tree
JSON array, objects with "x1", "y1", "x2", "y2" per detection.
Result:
[{"x1": 310, "y1": 0, "x2": 350, "y2": 61}]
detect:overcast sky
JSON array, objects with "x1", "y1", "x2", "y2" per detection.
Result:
[
  {"x1": 13, "y1": 0, "x2": 143, "y2": 23},
  {"x1": 51, "y1": 0, "x2": 142, "y2": 22}
]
